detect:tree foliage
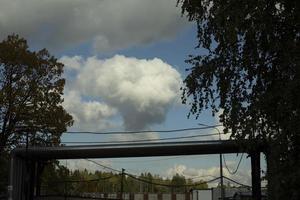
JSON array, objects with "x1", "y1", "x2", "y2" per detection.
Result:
[
  {"x1": 178, "y1": 0, "x2": 299, "y2": 199},
  {"x1": 41, "y1": 166, "x2": 208, "y2": 196},
  {"x1": 0, "y1": 35, "x2": 73, "y2": 155}
]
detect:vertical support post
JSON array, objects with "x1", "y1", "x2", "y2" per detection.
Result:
[
  {"x1": 251, "y1": 151, "x2": 261, "y2": 200},
  {"x1": 121, "y1": 168, "x2": 125, "y2": 200},
  {"x1": 26, "y1": 160, "x2": 36, "y2": 200},
  {"x1": 8, "y1": 156, "x2": 14, "y2": 200},
  {"x1": 219, "y1": 153, "x2": 225, "y2": 200},
  {"x1": 35, "y1": 161, "x2": 42, "y2": 197}
]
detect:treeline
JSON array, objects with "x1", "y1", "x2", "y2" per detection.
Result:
[{"x1": 41, "y1": 162, "x2": 208, "y2": 196}]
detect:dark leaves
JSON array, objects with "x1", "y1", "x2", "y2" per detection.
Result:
[{"x1": 0, "y1": 34, "x2": 73, "y2": 153}]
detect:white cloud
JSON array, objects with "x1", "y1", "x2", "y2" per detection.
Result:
[
  {"x1": 167, "y1": 163, "x2": 251, "y2": 187},
  {"x1": 61, "y1": 55, "x2": 182, "y2": 131},
  {"x1": 0, "y1": 0, "x2": 188, "y2": 52},
  {"x1": 63, "y1": 90, "x2": 117, "y2": 131}
]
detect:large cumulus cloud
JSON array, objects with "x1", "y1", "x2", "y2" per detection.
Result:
[
  {"x1": 63, "y1": 90, "x2": 117, "y2": 131},
  {"x1": 61, "y1": 55, "x2": 182, "y2": 131},
  {"x1": 0, "y1": 0, "x2": 188, "y2": 52}
]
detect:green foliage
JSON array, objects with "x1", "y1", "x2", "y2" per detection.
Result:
[
  {"x1": 40, "y1": 165, "x2": 208, "y2": 195},
  {"x1": 0, "y1": 34, "x2": 73, "y2": 154},
  {"x1": 178, "y1": 0, "x2": 299, "y2": 199},
  {"x1": 171, "y1": 173, "x2": 186, "y2": 192}
]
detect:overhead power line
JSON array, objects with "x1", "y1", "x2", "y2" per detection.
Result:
[
  {"x1": 64, "y1": 125, "x2": 223, "y2": 135},
  {"x1": 85, "y1": 159, "x2": 122, "y2": 173},
  {"x1": 125, "y1": 173, "x2": 220, "y2": 188},
  {"x1": 43, "y1": 176, "x2": 113, "y2": 184},
  {"x1": 223, "y1": 176, "x2": 251, "y2": 188},
  {"x1": 223, "y1": 153, "x2": 244, "y2": 175},
  {"x1": 83, "y1": 159, "x2": 220, "y2": 188}
]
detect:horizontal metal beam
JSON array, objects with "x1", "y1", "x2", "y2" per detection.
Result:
[{"x1": 11, "y1": 140, "x2": 254, "y2": 160}]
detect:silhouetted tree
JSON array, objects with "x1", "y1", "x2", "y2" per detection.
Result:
[
  {"x1": 178, "y1": 0, "x2": 299, "y2": 199},
  {"x1": 0, "y1": 34, "x2": 73, "y2": 155}
]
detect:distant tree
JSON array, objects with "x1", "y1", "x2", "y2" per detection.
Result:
[
  {"x1": 171, "y1": 173, "x2": 186, "y2": 192},
  {"x1": 0, "y1": 35, "x2": 73, "y2": 155},
  {"x1": 178, "y1": 0, "x2": 299, "y2": 199}
]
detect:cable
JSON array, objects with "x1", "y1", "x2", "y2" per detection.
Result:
[
  {"x1": 83, "y1": 159, "x2": 220, "y2": 188},
  {"x1": 62, "y1": 132, "x2": 224, "y2": 144},
  {"x1": 223, "y1": 176, "x2": 251, "y2": 188},
  {"x1": 125, "y1": 173, "x2": 220, "y2": 188},
  {"x1": 223, "y1": 153, "x2": 244, "y2": 175},
  {"x1": 65, "y1": 125, "x2": 223, "y2": 135},
  {"x1": 43, "y1": 176, "x2": 113, "y2": 184},
  {"x1": 85, "y1": 159, "x2": 122, "y2": 173},
  {"x1": 184, "y1": 174, "x2": 218, "y2": 180},
  {"x1": 111, "y1": 156, "x2": 184, "y2": 163}
]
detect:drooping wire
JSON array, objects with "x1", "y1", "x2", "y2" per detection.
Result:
[
  {"x1": 110, "y1": 156, "x2": 184, "y2": 163},
  {"x1": 84, "y1": 159, "x2": 220, "y2": 188},
  {"x1": 223, "y1": 153, "x2": 244, "y2": 175},
  {"x1": 85, "y1": 159, "x2": 122, "y2": 173},
  {"x1": 223, "y1": 176, "x2": 251, "y2": 188},
  {"x1": 125, "y1": 173, "x2": 220, "y2": 188},
  {"x1": 43, "y1": 176, "x2": 114, "y2": 184},
  {"x1": 68, "y1": 158, "x2": 252, "y2": 191},
  {"x1": 184, "y1": 174, "x2": 218, "y2": 180}
]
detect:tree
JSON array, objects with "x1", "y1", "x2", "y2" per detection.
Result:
[
  {"x1": 171, "y1": 173, "x2": 186, "y2": 193},
  {"x1": 177, "y1": 0, "x2": 299, "y2": 199},
  {"x1": 0, "y1": 34, "x2": 73, "y2": 155}
]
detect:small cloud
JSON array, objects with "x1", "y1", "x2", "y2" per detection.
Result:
[{"x1": 166, "y1": 163, "x2": 251, "y2": 187}]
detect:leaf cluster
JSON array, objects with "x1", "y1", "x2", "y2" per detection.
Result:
[
  {"x1": 0, "y1": 35, "x2": 73, "y2": 153},
  {"x1": 178, "y1": 1, "x2": 299, "y2": 198}
]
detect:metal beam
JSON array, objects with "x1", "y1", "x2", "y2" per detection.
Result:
[
  {"x1": 12, "y1": 140, "x2": 248, "y2": 160},
  {"x1": 10, "y1": 139, "x2": 265, "y2": 200}
]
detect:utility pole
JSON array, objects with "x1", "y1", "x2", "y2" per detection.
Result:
[
  {"x1": 219, "y1": 134, "x2": 225, "y2": 200},
  {"x1": 198, "y1": 124, "x2": 224, "y2": 200},
  {"x1": 121, "y1": 168, "x2": 125, "y2": 200}
]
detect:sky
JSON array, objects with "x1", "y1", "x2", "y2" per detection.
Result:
[{"x1": 0, "y1": 0, "x2": 266, "y2": 187}]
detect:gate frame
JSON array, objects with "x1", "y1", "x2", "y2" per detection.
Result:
[{"x1": 9, "y1": 140, "x2": 263, "y2": 200}]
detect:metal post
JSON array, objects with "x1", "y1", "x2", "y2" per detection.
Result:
[
  {"x1": 251, "y1": 151, "x2": 261, "y2": 200},
  {"x1": 198, "y1": 123, "x2": 224, "y2": 200},
  {"x1": 121, "y1": 168, "x2": 125, "y2": 200},
  {"x1": 8, "y1": 156, "x2": 14, "y2": 200},
  {"x1": 219, "y1": 152, "x2": 225, "y2": 200}
]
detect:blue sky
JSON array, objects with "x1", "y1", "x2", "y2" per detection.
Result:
[{"x1": 0, "y1": 0, "x2": 265, "y2": 187}]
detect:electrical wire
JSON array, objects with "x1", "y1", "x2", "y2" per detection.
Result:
[
  {"x1": 60, "y1": 159, "x2": 251, "y2": 192},
  {"x1": 110, "y1": 156, "x2": 184, "y2": 163},
  {"x1": 125, "y1": 173, "x2": 220, "y2": 188},
  {"x1": 84, "y1": 159, "x2": 220, "y2": 188},
  {"x1": 43, "y1": 176, "x2": 114, "y2": 184},
  {"x1": 62, "y1": 132, "x2": 223, "y2": 144},
  {"x1": 85, "y1": 159, "x2": 122, "y2": 173},
  {"x1": 223, "y1": 153, "x2": 244, "y2": 175},
  {"x1": 223, "y1": 176, "x2": 251, "y2": 188},
  {"x1": 65, "y1": 125, "x2": 223, "y2": 135},
  {"x1": 184, "y1": 174, "x2": 218, "y2": 180}
]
